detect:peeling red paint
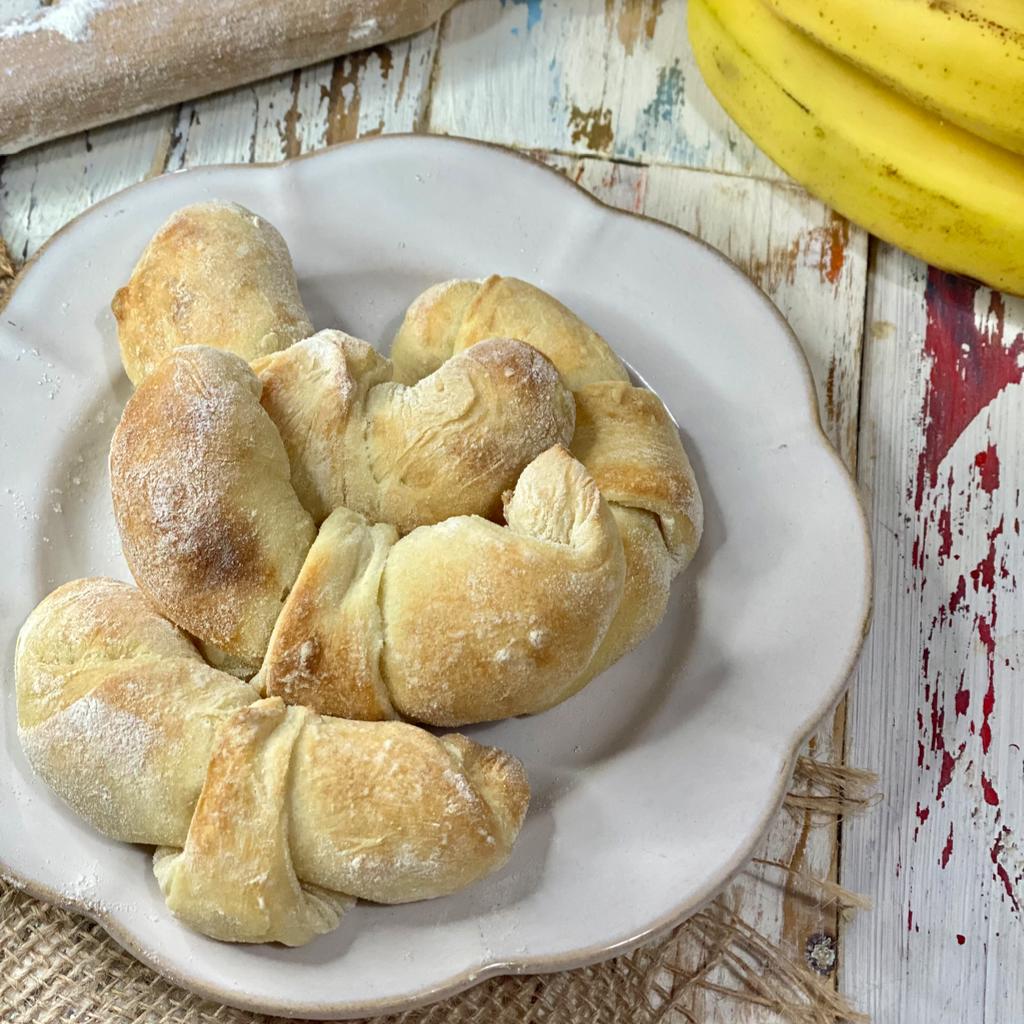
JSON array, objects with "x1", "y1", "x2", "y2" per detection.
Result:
[
  {"x1": 981, "y1": 773, "x2": 1000, "y2": 807},
  {"x1": 937, "y1": 504, "x2": 953, "y2": 560},
  {"x1": 954, "y1": 685, "x2": 970, "y2": 716},
  {"x1": 956, "y1": 934, "x2": 966, "y2": 945},
  {"x1": 907, "y1": 908, "x2": 913, "y2": 932},
  {"x1": 913, "y1": 272, "x2": 1024, "y2": 510},
  {"x1": 991, "y1": 829, "x2": 1021, "y2": 913},
  {"x1": 930, "y1": 684, "x2": 945, "y2": 752},
  {"x1": 940, "y1": 823, "x2": 954, "y2": 868},
  {"x1": 970, "y1": 519, "x2": 1004, "y2": 593},
  {"x1": 936, "y1": 749, "x2": 956, "y2": 802},
  {"x1": 974, "y1": 444, "x2": 1000, "y2": 494},
  {"x1": 979, "y1": 615, "x2": 997, "y2": 755},
  {"x1": 907, "y1": 273, "x2": 1022, "y2": 923}
]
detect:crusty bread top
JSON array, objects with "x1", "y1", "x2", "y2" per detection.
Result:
[
  {"x1": 392, "y1": 275, "x2": 631, "y2": 390},
  {"x1": 110, "y1": 346, "x2": 316, "y2": 673},
  {"x1": 256, "y1": 330, "x2": 576, "y2": 532},
  {"x1": 17, "y1": 578, "x2": 531, "y2": 938},
  {"x1": 379, "y1": 445, "x2": 626, "y2": 725},
  {"x1": 112, "y1": 201, "x2": 312, "y2": 385}
]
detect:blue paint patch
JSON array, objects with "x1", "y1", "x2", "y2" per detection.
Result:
[
  {"x1": 642, "y1": 60, "x2": 685, "y2": 125},
  {"x1": 500, "y1": 0, "x2": 543, "y2": 31}
]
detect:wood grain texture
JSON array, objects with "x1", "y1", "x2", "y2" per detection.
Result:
[
  {"x1": 0, "y1": 0, "x2": 456, "y2": 154},
  {"x1": 843, "y1": 242, "x2": 1024, "y2": 1023},
  {"x1": 533, "y1": 153, "x2": 868, "y2": 1020},
  {"x1": 429, "y1": 0, "x2": 785, "y2": 178},
  {"x1": 0, "y1": 111, "x2": 174, "y2": 261},
  {"x1": 16, "y1": 1, "x2": 999, "y2": 1018}
]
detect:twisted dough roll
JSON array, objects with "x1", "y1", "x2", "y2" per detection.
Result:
[
  {"x1": 112, "y1": 201, "x2": 312, "y2": 385},
  {"x1": 108, "y1": 207, "x2": 701, "y2": 726},
  {"x1": 260, "y1": 444, "x2": 625, "y2": 724},
  {"x1": 16, "y1": 579, "x2": 528, "y2": 945},
  {"x1": 111, "y1": 334, "x2": 575, "y2": 678},
  {"x1": 391, "y1": 276, "x2": 631, "y2": 390},
  {"x1": 254, "y1": 329, "x2": 575, "y2": 530},
  {"x1": 390, "y1": 275, "x2": 703, "y2": 689}
]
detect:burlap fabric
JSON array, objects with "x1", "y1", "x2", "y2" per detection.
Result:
[{"x1": 0, "y1": 756, "x2": 875, "y2": 1024}]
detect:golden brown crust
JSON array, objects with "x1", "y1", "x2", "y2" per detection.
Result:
[
  {"x1": 392, "y1": 275, "x2": 630, "y2": 391},
  {"x1": 256, "y1": 331, "x2": 392, "y2": 523},
  {"x1": 256, "y1": 330, "x2": 575, "y2": 533},
  {"x1": 258, "y1": 507, "x2": 398, "y2": 721},
  {"x1": 364, "y1": 336, "x2": 576, "y2": 532},
  {"x1": 568, "y1": 506, "x2": 675, "y2": 695},
  {"x1": 154, "y1": 699, "x2": 352, "y2": 946},
  {"x1": 390, "y1": 279, "x2": 482, "y2": 384},
  {"x1": 17, "y1": 581, "x2": 530, "y2": 942},
  {"x1": 379, "y1": 446, "x2": 625, "y2": 725},
  {"x1": 112, "y1": 202, "x2": 312, "y2": 385},
  {"x1": 571, "y1": 381, "x2": 703, "y2": 570},
  {"x1": 109, "y1": 346, "x2": 316, "y2": 673},
  {"x1": 15, "y1": 578, "x2": 259, "y2": 845}
]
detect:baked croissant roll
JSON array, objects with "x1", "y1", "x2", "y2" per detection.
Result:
[
  {"x1": 16, "y1": 578, "x2": 528, "y2": 946},
  {"x1": 391, "y1": 275, "x2": 632, "y2": 390},
  {"x1": 112, "y1": 201, "x2": 312, "y2": 384},
  {"x1": 260, "y1": 444, "x2": 625, "y2": 724},
  {"x1": 106, "y1": 208, "x2": 702, "y2": 726},
  {"x1": 391, "y1": 275, "x2": 703, "y2": 691},
  {"x1": 110, "y1": 336, "x2": 576, "y2": 678}
]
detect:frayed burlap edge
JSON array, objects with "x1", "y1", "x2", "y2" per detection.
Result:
[
  {"x1": 0, "y1": 758, "x2": 877, "y2": 1024},
  {"x1": 0, "y1": 237, "x2": 16, "y2": 308}
]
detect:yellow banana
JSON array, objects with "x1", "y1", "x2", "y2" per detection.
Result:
[
  {"x1": 762, "y1": 0, "x2": 1024, "y2": 155},
  {"x1": 687, "y1": 0, "x2": 1024, "y2": 295}
]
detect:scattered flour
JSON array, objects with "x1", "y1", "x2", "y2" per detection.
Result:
[{"x1": 0, "y1": 0, "x2": 117, "y2": 42}]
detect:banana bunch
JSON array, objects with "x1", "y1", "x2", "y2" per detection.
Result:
[{"x1": 687, "y1": 0, "x2": 1024, "y2": 295}]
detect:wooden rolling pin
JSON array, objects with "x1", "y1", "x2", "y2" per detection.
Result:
[{"x1": 0, "y1": 0, "x2": 458, "y2": 154}]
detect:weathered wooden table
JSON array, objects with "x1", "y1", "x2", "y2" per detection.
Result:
[{"x1": 1, "y1": 0, "x2": 1020, "y2": 1020}]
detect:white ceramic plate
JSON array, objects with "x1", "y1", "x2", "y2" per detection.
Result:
[{"x1": 0, "y1": 135, "x2": 870, "y2": 1018}]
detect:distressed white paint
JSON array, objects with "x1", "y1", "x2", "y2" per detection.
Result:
[
  {"x1": 166, "y1": 64, "x2": 335, "y2": 168},
  {"x1": 0, "y1": 110, "x2": 172, "y2": 261},
  {"x1": 843, "y1": 242, "x2": 1024, "y2": 1024},
  {"x1": 430, "y1": 0, "x2": 785, "y2": 179},
  {"x1": 323, "y1": 26, "x2": 439, "y2": 140},
  {"x1": 8, "y1": 5, "x2": 1022, "y2": 1021},
  {"x1": 167, "y1": 28, "x2": 439, "y2": 169}
]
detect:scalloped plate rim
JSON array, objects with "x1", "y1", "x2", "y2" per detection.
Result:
[{"x1": 0, "y1": 134, "x2": 872, "y2": 1019}]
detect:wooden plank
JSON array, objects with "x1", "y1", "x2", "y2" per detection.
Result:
[
  {"x1": 0, "y1": 110, "x2": 173, "y2": 261},
  {"x1": 167, "y1": 27, "x2": 439, "y2": 169},
  {"x1": 842, "y1": 242, "x2": 1024, "y2": 1023},
  {"x1": 0, "y1": 24, "x2": 440, "y2": 256},
  {"x1": 429, "y1": 0, "x2": 784, "y2": 179},
  {"x1": 165, "y1": 63, "x2": 335, "y2": 168},
  {"x1": 535, "y1": 153, "x2": 867, "y2": 1020}
]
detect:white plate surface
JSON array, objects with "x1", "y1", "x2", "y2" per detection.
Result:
[{"x1": 0, "y1": 135, "x2": 870, "y2": 1018}]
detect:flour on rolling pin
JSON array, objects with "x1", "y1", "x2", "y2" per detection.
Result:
[{"x1": 0, "y1": 0, "x2": 457, "y2": 153}]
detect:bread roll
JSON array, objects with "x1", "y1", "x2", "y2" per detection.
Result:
[
  {"x1": 17, "y1": 579, "x2": 529, "y2": 945},
  {"x1": 380, "y1": 445, "x2": 626, "y2": 724},
  {"x1": 391, "y1": 275, "x2": 631, "y2": 390},
  {"x1": 112, "y1": 201, "x2": 312, "y2": 384},
  {"x1": 110, "y1": 346, "x2": 316, "y2": 675},
  {"x1": 256, "y1": 330, "x2": 575, "y2": 531},
  {"x1": 258, "y1": 507, "x2": 398, "y2": 721}
]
